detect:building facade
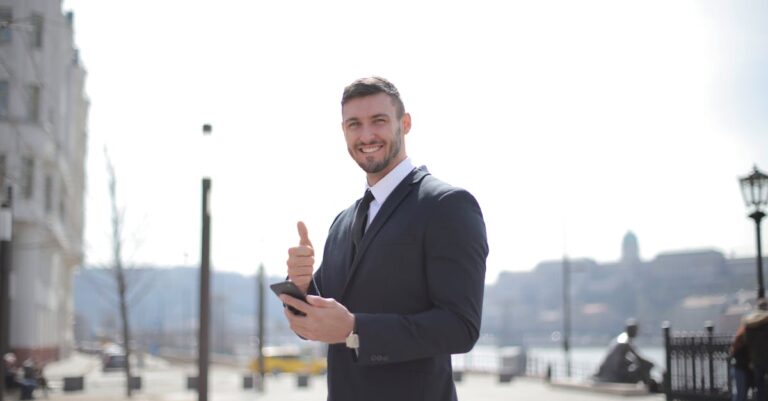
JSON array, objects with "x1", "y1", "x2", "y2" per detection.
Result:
[
  {"x1": 0, "y1": 0, "x2": 88, "y2": 363},
  {"x1": 484, "y1": 232, "x2": 768, "y2": 346}
]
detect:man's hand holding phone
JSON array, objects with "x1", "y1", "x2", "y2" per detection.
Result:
[
  {"x1": 271, "y1": 281, "x2": 354, "y2": 344},
  {"x1": 279, "y1": 294, "x2": 354, "y2": 345},
  {"x1": 286, "y1": 221, "x2": 314, "y2": 293}
]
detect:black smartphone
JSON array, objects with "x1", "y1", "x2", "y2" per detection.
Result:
[{"x1": 270, "y1": 281, "x2": 308, "y2": 316}]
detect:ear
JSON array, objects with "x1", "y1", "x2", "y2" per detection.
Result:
[{"x1": 401, "y1": 112, "x2": 412, "y2": 135}]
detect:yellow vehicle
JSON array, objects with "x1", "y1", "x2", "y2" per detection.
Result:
[{"x1": 250, "y1": 345, "x2": 327, "y2": 375}]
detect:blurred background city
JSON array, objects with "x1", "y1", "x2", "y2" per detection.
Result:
[{"x1": 1, "y1": 0, "x2": 767, "y2": 400}]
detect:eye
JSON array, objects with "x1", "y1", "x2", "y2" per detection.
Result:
[{"x1": 347, "y1": 121, "x2": 360, "y2": 129}]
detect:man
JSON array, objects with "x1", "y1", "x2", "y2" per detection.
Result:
[
  {"x1": 730, "y1": 323, "x2": 753, "y2": 401},
  {"x1": 280, "y1": 76, "x2": 488, "y2": 401},
  {"x1": 744, "y1": 298, "x2": 768, "y2": 401}
]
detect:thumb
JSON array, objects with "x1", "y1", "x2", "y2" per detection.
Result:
[
  {"x1": 297, "y1": 221, "x2": 313, "y2": 247},
  {"x1": 306, "y1": 295, "x2": 332, "y2": 308}
]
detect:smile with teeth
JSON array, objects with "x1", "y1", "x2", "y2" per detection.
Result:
[{"x1": 360, "y1": 144, "x2": 383, "y2": 154}]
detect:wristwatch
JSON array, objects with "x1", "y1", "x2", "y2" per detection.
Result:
[{"x1": 346, "y1": 331, "x2": 359, "y2": 349}]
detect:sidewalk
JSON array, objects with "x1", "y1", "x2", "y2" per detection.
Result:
[
  {"x1": 44, "y1": 353, "x2": 100, "y2": 379},
  {"x1": 43, "y1": 374, "x2": 665, "y2": 401},
  {"x1": 39, "y1": 353, "x2": 666, "y2": 401}
]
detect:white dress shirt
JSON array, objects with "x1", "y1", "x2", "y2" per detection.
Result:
[{"x1": 364, "y1": 158, "x2": 416, "y2": 230}]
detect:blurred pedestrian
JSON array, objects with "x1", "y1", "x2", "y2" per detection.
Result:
[
  {"x1": 3, "y1": 352, "x2": 18, "y2": 390},
  {"x1": 730, "y1": 324, "x2": 754, "y2": 401},
  {"x1": 19, "y1": 358, "x2": 39, "y2": 400},
  {"x1": 744, "y1": 298, "x2": 768, "y2": 401}
]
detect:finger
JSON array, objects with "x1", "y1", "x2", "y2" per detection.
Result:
[
  {"x1": 283, "y1": 308, "x2": 305, "y2": 332},
  {"x1": 288, "y1": 265, "x2": 313, "y2": 277},
  {"x1": 284, "y1": 306, "x2": 298, "y2": 322},
  {"x1": 280, "y1": 294, "x2": 310, "y2": 314},
  {"x1": 285, "y1": 309, "x2": 311, "y2": 340},
  {"x1": 287, "y1": 274, "x2": 311, "y2": 286},
  {"x1": 287, "y1": 279, "x2": 311, "y2": 295},
  {"x1": 287, "y1": 265, "x2": 313, "y2": 277},
  {"x1": 287, "y1": 246, "x2": 314, "y2": 258},
  {"x1": 297, "y1": 221, "x2": 313, "y2": 248},
  {"x1": 287, "y1": 275, "x2": 312, "y2": 286},
  {"x1": 306, "y1": 295, "x2": 333, "y2": 308}
]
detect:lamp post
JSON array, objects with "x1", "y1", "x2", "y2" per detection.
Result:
[
  {"x1": 562, "y1": 255, "x2": 571, "y2": 378},
  {"x1": 256, "y1": 263, "x2": 265, "y2": 392},
  {"x1": 739, "y1": 165, "x2": 768, "y2": 299},
  {"x1": 198, "y1": 124, "x2": 212, "y2": 401},
  {"x1": 0, "y1": 187, "x2": 12, "y2": 401}
]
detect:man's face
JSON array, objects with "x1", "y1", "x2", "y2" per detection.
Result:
[{"x1": 341, "y1": 92, "x2": 410, "y2": 185}]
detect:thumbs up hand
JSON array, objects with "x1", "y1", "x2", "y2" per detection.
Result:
[{"x1": 287, "y1": 221, "x2": 314, "y2": 293}]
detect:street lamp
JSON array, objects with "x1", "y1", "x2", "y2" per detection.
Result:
[
  {"x1": 739, "y1": 165, "x2": 768, "y2": 299},
  {"x1": 0, "y1": 187, "x2": 13, "y2": 400},
  {"x1": 198, "y1": 124, "x2": 212, "y2": 401},
  {"x1": 562, "y1": 255, "x2": 571, "y2": 378}
]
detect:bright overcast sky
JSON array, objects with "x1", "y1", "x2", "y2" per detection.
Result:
[{"x1": 62, "y1": 0, "x2": 768, "y2": 283}]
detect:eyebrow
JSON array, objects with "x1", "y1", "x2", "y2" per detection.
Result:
[{"x1": 343, "y1": 113, "x2": 390, "y2": 125}]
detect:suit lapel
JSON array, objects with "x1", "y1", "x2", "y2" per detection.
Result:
[{"x1": 341, "y1": 167, "x2": 430, "y2": 297}]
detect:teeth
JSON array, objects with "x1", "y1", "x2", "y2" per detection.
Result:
[{"x1": 361, "y1": 145, "x2": 382, "y2": 154}]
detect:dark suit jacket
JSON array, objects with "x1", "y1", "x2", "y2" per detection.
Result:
[{"x1": 311, "y1": 167, "x2": 488, "y2": 401}]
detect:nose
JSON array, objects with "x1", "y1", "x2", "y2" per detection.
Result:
[{"x1": 359, "y1": 123, "x2": 376, "y2": 143}]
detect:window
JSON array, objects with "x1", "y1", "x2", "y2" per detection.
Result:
[
  {"x1": 25, "y1": 85, "x2": 40, "y2": 122},
  {"x1": 44, "y1": 174, "x2": 52, "y2": 212},
  {"x1": 0, "y1": 8, "x2": 11, "y2": 44},
  {"x1": 0, "y1": 81, "x2": 7, "y2": 120},
  {"x1": 30, "y1": 14, "x2": 43, "y2": 48},
  {"x1": 22, "y1": 157, "x2": 34, "y2": 199}
]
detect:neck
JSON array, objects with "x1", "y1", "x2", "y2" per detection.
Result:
[{"x1": 367, "y1": 155, "x2": 407, "y2": 187}]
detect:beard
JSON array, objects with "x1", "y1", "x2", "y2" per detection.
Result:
[{"x1": 353, "y1": 127, "x2": 403, "y2": 174}]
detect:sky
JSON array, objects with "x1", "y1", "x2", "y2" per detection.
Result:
[{"x1": 61, "y1": 0, "x2": 768, "y2": 283}]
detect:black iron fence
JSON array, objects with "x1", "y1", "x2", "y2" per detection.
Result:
[{"x1": 663, "y1": 323, "x2": 738, "y2": 401}]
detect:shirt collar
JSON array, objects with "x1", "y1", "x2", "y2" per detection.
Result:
[{"x1": 366, "y1": 158, "x2": 415, "y2": 205}]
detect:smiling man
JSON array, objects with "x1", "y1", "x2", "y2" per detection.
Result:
[{"x1": 281, "y1": 76, "x2": 488, "y2": 401}]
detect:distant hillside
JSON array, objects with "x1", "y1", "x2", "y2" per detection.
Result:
[{"x1": 74, "y1": 266, "x2": 296, "y2": 349}]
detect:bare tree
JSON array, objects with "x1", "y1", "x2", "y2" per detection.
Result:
[{"x1": 105, "y1": 147, "x2": 134, "y2": 397}]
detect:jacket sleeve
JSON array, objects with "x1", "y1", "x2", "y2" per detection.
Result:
[{"x1": 353, "y1": 189, "x2": 488, "y2": 365}]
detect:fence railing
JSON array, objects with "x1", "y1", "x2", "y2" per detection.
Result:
[
  {"x1": 525, "y1": 357, "x2": 596, "y2": 381},
  {"x1": 452, "y1": 348, "x2": 600, "y2": 381},
  {"x1": 663, "y1": 323, "x2": 736, "y2": 401}
]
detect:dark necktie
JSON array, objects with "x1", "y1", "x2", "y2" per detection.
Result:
[{"x1": 352, "y1": 190, "x2": 374, "y2": 255}]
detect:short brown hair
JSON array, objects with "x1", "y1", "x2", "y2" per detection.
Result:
[{"x1": 341, "y1": 76, "x2": 405, "y2": 119}]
